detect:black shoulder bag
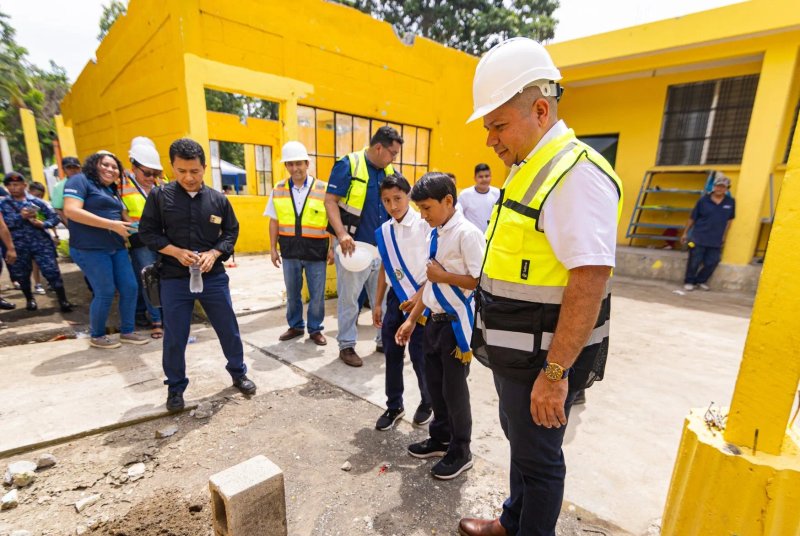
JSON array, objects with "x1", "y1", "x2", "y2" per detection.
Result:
[{"x1": 140, "y1": 187, "x2": 165, "y2": 308}]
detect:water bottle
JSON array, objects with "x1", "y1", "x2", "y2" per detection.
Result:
[{"x1": 189, "y1": 252, "x2": 203, "y2": 293}]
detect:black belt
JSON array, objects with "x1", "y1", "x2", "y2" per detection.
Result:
[{"x1": 430, "y1": 313, "x2": 457, "y2": 322}]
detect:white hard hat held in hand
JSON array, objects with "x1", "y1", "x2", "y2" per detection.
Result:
[
  {"x1": 335, "y1": 241, "x2": 378, "y2": 272},
  {"x1": 467, "y1": 37, "x2": 562, "y2": 123},
  {"x1": 280, "y1": 141, "x2": 311, "y2": 163},
  {"x1": 129, "y1": 143, "x2": 163, "y2": 171}
]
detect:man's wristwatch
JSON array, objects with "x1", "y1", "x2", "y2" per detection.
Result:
[{"x1": 542, "y1": 360, "x2": 572, "y2": 382}]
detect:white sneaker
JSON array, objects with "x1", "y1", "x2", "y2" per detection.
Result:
[
  {"x1": 33, "y1": 284, "x2": 46, "y2": 295},
  {"x1": 698, "y1": 283, "x2": 710, "y2": 291},
  {"x1": 683, "y1": 284, "x2": 695, "y2": 291}
]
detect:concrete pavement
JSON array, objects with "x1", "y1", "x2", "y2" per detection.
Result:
[{"x1": 0, "y1": 254, "x2": 756, "y2": 534}]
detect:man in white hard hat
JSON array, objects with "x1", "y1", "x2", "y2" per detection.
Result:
[
  {"x1": 461, "y1": 38, "x2": 623, "y2": 536},
  {"x1": 264, "y1": 141, "x2": 333, "y2": 345},
  {"x1": 122, "y1": 138, "x2": 165, "y2": 337}
]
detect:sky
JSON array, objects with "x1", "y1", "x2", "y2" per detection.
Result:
[{"x1": 2, "y1": 0, "x2": 745, "y2": 82}]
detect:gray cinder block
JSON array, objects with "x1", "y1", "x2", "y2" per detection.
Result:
[{"x1": 209, "y1": 455, "x2": 287, "y2": 536}]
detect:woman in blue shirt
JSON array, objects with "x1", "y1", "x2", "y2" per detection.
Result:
[{"x1": 63, "y1": 152, "x2": 149, "y2": 349}]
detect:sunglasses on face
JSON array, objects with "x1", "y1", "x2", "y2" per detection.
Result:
[{"x1": 136, "y1": 166, "x2": 161, "y2": 178}]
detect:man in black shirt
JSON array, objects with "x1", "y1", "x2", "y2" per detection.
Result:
[{"x1": 139, "y1": 138, "x2": 256, "y2": 412}]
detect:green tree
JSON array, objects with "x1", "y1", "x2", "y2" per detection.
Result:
[
  {"x1": 98, "y1": 0, "x2": 127, "y2": 41},
  {"x1": 344, "y1": 0, "x2": 559, "y2": 55},
  {"x1": 0, "y1": 10, "x2": 71, "y2": 177}
]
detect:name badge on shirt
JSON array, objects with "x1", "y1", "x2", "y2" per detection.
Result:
[{"x1": 209, "y1": 215, "x2": 222, "y2": 224}]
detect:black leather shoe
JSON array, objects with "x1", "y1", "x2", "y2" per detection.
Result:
[
  {"x1": 0, "y1": 298, "x2": 15, "y2": 310},
  {"x1": 25, "y1": 299, "x2": 37, "y2": 311},
  {"x1": 166, "y1": 391, "x2": 185, "y2": 412},
  {"x1": 59, "y1": 300, "x2": 74, "y2": 313},
  {"x1": 233, "y1": 375, "x2": 257, "y2": 396}
]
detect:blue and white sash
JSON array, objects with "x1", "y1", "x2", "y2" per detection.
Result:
[
  {"x1": 375, "y1": 221, "x2": 429, "y2": 322},
  {"x1": 429, "y1": 228, "x2": 474, "y2": 363}
]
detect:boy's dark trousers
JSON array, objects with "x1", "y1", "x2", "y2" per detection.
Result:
[
  {"x1": 424, "y1": 318, "x2": 472, "y2": 458},
  {"x1": 382, "y1": 288, "x2": 431, "y2": 411}
]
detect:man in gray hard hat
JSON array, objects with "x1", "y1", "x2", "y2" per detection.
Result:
[{"x1": 460, "y1": 38, "x2": 623, "y2": 536}]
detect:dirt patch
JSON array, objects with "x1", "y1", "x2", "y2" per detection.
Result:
[
  {"x1": 92, "y1": 489, "x2": 210, "y2": 536},
  {"x1": 0, "y1": 365, "x2": 629, "y2": 536}
]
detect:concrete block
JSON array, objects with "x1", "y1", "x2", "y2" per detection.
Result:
[{"x1": 208, "y1": 455, "x2": 287, "y2": 536}]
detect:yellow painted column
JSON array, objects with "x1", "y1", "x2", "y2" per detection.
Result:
[
  {"x1": 244, "y1": 143, "x2": 257, "y2": 196},
  {"x1": 724, "y1": 106, "x2": 800, "y2": 454},
  {"x1": 283, "y1": 98, "x2": 299, "y2": 141},
  {"x1": 19, "y1": 108, "x2": 46, "y2": 195},
  {"x1": 54, "y1": 115, "x2": 77, "y2": 157},
  {"x1": 661, "y1": 91, "x2": 800, "y2": 536},
  {"x1": 723, "y1": 42, "x2": 800, "y2": 265}
]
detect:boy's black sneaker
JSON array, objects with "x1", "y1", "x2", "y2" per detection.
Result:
[
  {"x1": 407, "y1": 437, "x2": 448, "y2": 459},
  {"x1": 375, "y1": 408, "x2": 405, "y2": 431},
  {"x1": 431, "y1": 452, "x2": 473, "y2": 480},
  {"x1": 166, "y1": 391, "x2": 184, "y2": 412},
  {"x1": 412, "y1": 404, "x2": 433, "y2": 425}
]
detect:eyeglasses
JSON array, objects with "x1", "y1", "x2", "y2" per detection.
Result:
[{"x1": 136, "y1": 166, "x2": 161, "y2": 179}]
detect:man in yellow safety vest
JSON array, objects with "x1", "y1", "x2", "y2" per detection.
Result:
[
  {"x1": 458, "y1": 38, "x2": 623, "y2": 536},
  {"x1": 324, "y1": 126, "x2": 403, "y2": 367},
  {"x1": 265, "y1": 141, "x2": 333, "y2": 346}
]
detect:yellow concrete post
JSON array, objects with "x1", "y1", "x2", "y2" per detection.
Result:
[
  {"x1": 661, "y1": 92, "x2": 800, "y2": 536},
  {"x1": 54, "y1": 115, "x2": 77, "y2": 158},
  {"x1": 19, "y1": 108, "x2": 46, "y2": 195},
  {"x1": 723, "y1": 42, "x2": 800, "y2": 266},
  {"x1": 724, "y1": 107, "x2": 800, "y2": 454}
]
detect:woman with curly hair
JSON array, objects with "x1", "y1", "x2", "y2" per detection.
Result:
[{"x1": 63, "y1": 151, "x2": 149, "y2": 349}]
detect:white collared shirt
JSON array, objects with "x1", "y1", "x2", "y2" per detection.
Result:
[
  {"x1": 263, "y1": 176, "x2": 315, "y2": 219},
  {"x1": 422, "y1": 210, "x2": 486, "y2": 314},
  {"x1": 508, "y1": 120, "x2": 619, "y2": 270},
  {"x1": 383, "y1": 208, "x2": 431, "y2": 287}
]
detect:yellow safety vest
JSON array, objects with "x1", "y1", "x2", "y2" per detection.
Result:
[
  {"x1": 474, "y1": 128, "x2": 623, "y2": 387},
  {"x1": 120, "y1": 172, "x2": 167, "y2": 221},
  {"x1": 338, "y1": 148, "x2": 395, "y2": 218},
  {"x1": 120, "y1": 174, "x2": 147, "y2": 221},
  {"x1": 273, "y1": 177, "x2": 329, "y2": 238}
]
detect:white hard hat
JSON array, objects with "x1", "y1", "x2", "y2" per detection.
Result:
[
  {"x1": 129, "y1": 143, "x2": 163, "y2": 171},
  {"x1": 467, "y1": 37, "x2": 562, "y2": 123},
  {"x1": 129, "y1": 136, "x2": 155, "y2": 152},
  {"x1": 335, "y1": 241, "x2": 378, "y2": 272},
  {"x1": 280, "y1": 141, "x2": 310, "y2": 163}
]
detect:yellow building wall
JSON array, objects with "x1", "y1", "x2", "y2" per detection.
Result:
[
  {"x1": 60, "y1": 0, "x2": 800, "y2": 262},
  {"x1": 554, "y1": 28, "x2": 800, "y2": 265},
  {"x1": 59, "y1": 0, "x2": 189, "y2": 171},
  {"x1": 189, "y1": 0, "x2": 494, "y2": 190}
]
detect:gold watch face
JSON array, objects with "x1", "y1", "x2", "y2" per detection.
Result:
[{"x1": 544, "y1": 362, "x2": 565, "y2": 381}]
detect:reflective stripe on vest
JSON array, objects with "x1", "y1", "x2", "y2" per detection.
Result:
[
  {"x1": 120, "y1": 174, "x2": 147, "y2": 221},
  {"x1": 479, "y1": 128, "x2": 622, "y2": 358},
  {"x1": 273, "y1": 177, "x2": 329, "y2": 239},
  {"x1": 338, "y1": 148, "x2": 395, "y2": 217}
]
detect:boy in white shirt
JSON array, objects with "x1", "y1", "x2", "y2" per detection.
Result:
[
  {"x1": 396, "y1": 172, "x2": 485, "y2": 480},
  {"x1": 458, "y1": 163, "x2": 500, "y2": 232},
  {"x1": 373, "y1": 174, "x2": 432, "y2": 431}
]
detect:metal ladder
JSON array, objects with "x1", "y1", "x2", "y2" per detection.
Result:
[{"x1": 626, "y1": 169, "x2": 714, "y2": 245}]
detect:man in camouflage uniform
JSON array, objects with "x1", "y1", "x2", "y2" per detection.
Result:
[{"x1": 0, "y1": 172, "x2": 73, "y2": 312}]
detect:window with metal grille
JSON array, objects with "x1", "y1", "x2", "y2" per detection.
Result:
[
  {"x1": 296, "y1": 105, "x2": 431, "y2": 183},
  {"x1": 784, "y1": 98, "x2": 800, "y2": 163},
  {"x1": 657, "y1": 74, "x2": 759, "y2": 166}
]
